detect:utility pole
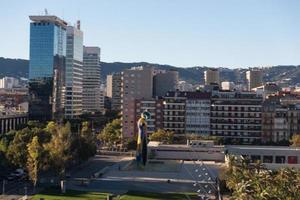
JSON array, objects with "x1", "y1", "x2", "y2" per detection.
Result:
[
  {"x1": 24, "y1": 185, "x2": 28, "y2": 199},
  {"x1": 2, "y1": 180, "x2": 5, "y2": 196}
]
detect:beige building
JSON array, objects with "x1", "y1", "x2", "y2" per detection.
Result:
[
  {"x1": 246, "y1": 69, "x2": 263, "y2": 91},
  {"x1": 204, "y1": 69, "x2": 219, "y2": 85},
  {"x1": 121, "y1": 66, "x2": 153, "y2": 139},
  {"x1": 106, "y1": 72, "x2": 122, "y2": 111}
]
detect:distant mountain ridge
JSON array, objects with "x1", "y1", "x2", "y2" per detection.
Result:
[{"x1": 0, "y1": 57, "x2": 300, "y2": 85}]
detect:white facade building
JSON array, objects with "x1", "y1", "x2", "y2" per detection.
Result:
[
  {"x1": 65, "y1": 24, "x2": 83, "y2": 119},
  {"x1": 82, "y1": 46, "x2": 103, "y2": 113},
  {"x1": 185, "y1": 94, "x2": 211, "y2": 135},
  {"x1": 0, "y1": 77, "x2": 19, "y2": 89}
]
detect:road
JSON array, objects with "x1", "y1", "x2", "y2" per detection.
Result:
[
  {"x1": 0, "y1": 154, "x2": 126, "y2": 200},
  {"x1": 70, "y1": 154, "x2": 126, "y2": 178}
]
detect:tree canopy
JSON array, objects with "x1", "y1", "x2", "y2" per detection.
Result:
[
  {"x1": 98, "y1": 118, "x2": 121, "y2": 147},
  {"x1": 221, "y1": 156, "x2": 300, "y2": 200},
  {"x1": 149, "y1": 129, "x2": 174, "y2": 144}
]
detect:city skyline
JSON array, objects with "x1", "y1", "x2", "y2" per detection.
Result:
[{"x1": 1, "y1": 0, "x2": 300, "y2": 68}]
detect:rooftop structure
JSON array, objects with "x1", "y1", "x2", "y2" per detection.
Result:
[{"x1": 29, "y1": 15, "x2": 67, "y2": 27}]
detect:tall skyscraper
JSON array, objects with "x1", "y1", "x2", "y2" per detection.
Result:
[
  {"x1": 246, "y1": 69, "x2": 263, "y2": 91},
  {"x1": 28, "y1": 15, "x2": 67, "y2": 121},
  {"x1": 121, "y1": 66, "x2": 153, "y2": 139},
  {"x1": 65, "y1": 23, "x2": 83, "y2": 119},
  {"x1": 82, "y1": 46, "x2": 103, "y2": 113},
  {"x1": 106, "y1": 72, "x2": 122, "y2": 111},
  {"x1": 204, "y1": 69, "x2": 219, "y2": 85},
  {"x1": 153, "y1": 70, "x2": 178, "y2": 97}
]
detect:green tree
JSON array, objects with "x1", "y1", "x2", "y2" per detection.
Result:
[
  {"x1": 290, "y1": 134, "x2": 300, "y2": 147},
  {"x1": 6, "y1": 128, "x2": 32, "y2": 168},
  {"x1": 223, "y1": 155, "x2": 300, "y2": 200},
  {"x1": 44, "y1": 122, "x2": 72, "y2": 178},
  {"x1": 71, "y1": 121, "x2": 97, "y2": 162},
  {"x1": 98, "y1": 119, "x2": 121, "y2": 147},
  {"x1": 27, "y1": 136, "x2": 42, "y2": 190},
  {"x1": 149, "y1": 129, "x2": 174, "y2": 144}
]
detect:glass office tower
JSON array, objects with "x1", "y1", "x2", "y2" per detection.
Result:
[{"x1": 28, "y1": 15, "x2": 67, "y2": 121}]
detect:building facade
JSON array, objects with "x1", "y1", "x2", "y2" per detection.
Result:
[
  {"x1": 153, "y1": 70, "x2": 178, "y2": 97},
  {"x1": 28, "y1": 15, "x2": 67, "y2": 121},
  {"x1": 204, "y1": 69, "x2": 219, "y2": 85},
  {"x1": 106, "y1": 73, "x2": 122, "y2": 111},
  {"x1": 246, "y1": 69, "x2": 263, "y2": 91},
  {"x1": 65, "y1": 24, "x2": 83, "y2": 119},
  {"x1": 262, "y1": 96, "x2": 300, "y2": 143},
  {"x1": 221, "y1": 81, "x2": 235, "y2": 91},
  {"x1": 82, "y1": 46, "x2": 103, "y2": 113},
  {"x1": 210, "y1": 91, "x2": 263, "y2": 144},
  {"x1": 121, "y1": 67, "x2": 153, "y2": 138},
  {"x1": 135, "y1": 99, "x2": 164, "y2": 134},
  {"x1": 0, "y1": 114, "x2": 28, "y2": 135},
  {"x1": 163, "y1": 91, "x2": 186, "y2": 136},
  {"x1": 185, "y1": 92, "x2": 211, "y2": 136},
  {"x1": 0, "y1": 77, "x2": 19, "y2": 89}
]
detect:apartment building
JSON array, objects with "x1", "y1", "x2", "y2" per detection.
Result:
[
  {"x1": 163, "y1": 91, "x2": 186, "y2": 136},
  {"x1": 262, "y1": 95, "x2": 300, "y2": 143},
  {"x1": 210, "y1": 91, "x2": 263, "y2": 144},
  {"x1": 121, "y1": 66, "x2": 153, "y2": 139},
  {"x1": 185, "y1": 92, "x2": 211, "y2": 136},
  {"x1": 134, "y1": 99, "x2": 164, "y2": 134},
  {"x1": 163, "y1": 91, "x2": 211, "y2": 137}
]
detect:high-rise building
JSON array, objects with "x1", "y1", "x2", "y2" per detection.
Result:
[
  {"x1": 246, "y1": 69, "x2": 263, "y2": 91},
  {"x1": 28, "y1": 15, "x2": 67, "y2": 121},
  {"x1": 153, "y1": 70, "x2": 178, "y2": 97},
  {"x1": 204, "y1": 69, "x2": 219, "y2": 85},
  {"x1": 106, "y1": 73, "x2": 122, "y2": 111},
  {"x1": 82, "y1": 46, "x2": 103, "y2": 113},
  {"x1": 121, "y1": 66, "x2": 153, "y2": 139},
  {"x1": 65, "y1": 23, "x2": 83, "y2": 119}
]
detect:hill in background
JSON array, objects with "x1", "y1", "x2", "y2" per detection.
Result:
[{"x1": 0, "y1": 57, "x2": 299, "y2": 86}]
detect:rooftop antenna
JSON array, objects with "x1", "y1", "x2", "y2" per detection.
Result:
[
  {"x1": 77, "y1": 20, "x2": 81, "y2": 30},
  {"x1": 44, "y1": 8, "x2": 48, "y2": 15}
]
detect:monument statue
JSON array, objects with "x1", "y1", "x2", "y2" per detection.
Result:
[{"x1": 136, "y1": 111, "x2": 150, "y2": 166}]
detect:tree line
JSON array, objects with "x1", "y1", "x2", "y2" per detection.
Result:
[
  {"x1": 220, "y1": 156, "x2": 300, "y2": 200},
  {"x1": 0, "y1": 121, "x2": 97, "y2": 189}
]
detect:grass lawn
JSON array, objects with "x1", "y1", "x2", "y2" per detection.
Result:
[
  {"x1": 30, "y1": 187, "x2": 109, "y2": 200},
  {"x1": 31, "y1": 188, "x2": 198, "y2": 200},
  {"x1": 116, "y1": 191, "x2": 198, "y2": 200}
]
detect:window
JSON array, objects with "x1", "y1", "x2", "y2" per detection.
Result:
[
  {"x1": 288, "y1": 156, "x2": 298, "y2": 164},
  {"x1": 263, "y1": 156, "x2": 273, "y2": 163},
  {"x1": 275, "y1": 156, "x2": 285, "y2": 164}
]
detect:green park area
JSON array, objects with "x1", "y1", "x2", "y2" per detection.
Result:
[{"x1": 30, "y1": 188, "x2": 198, "y2": 200}]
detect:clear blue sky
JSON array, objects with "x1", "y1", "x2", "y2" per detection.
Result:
[{"x1": 1, "y1": 0, "x2": 300, "y2": 68}]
